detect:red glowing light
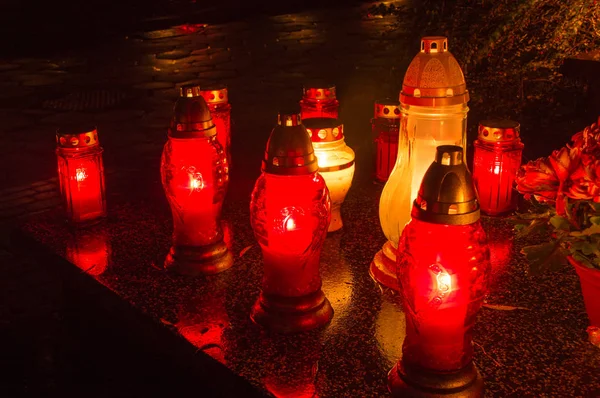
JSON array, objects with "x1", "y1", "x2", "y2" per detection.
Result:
[
  {"x1": 200, "y1": 88, "x2": 231, "y2": 164},
  {"x1": 397, "y1": 220, "x2": 490, "y2": 371},
  {"x1": 56, "y1": 129, "x2": 106, "y2": 224},
  {"x1": 473, "y1": 121, "x2": 523, "y2": 215},
  {"x1": 162, "y1": 137, "x2": 228, "y2": 247},
  {"x1": 251, "y1": 173, "x2": 330, "y2": 296},
  {"x1": 372, "y1": 101, "x2": 401, "y2": 182},
  {"x1": 300, "y1": 86, "x2": 339, "y2": 120}
]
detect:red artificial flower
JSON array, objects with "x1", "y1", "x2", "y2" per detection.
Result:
[{"x1": 516, "y1": 156, "x2": 560, "y2": 203}]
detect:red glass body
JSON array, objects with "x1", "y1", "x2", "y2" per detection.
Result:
[
  {"x1": 207, "y1": 102, "x2": 231, "y2": 162},
  {"x1": 250, "y1": 172, "x2": 330, "y2": 297},
  {"x1": 473, "y1": 140, "x2": 523, "y2": 215},
  {"x1": 397, "y1": 219, "x2": 490, "y2": 371},
  {"x1": 161, "y1": 135, "x2": 228, "y2": 249},
  {"x1": 300, "y1": 94, "x2": 339, "y2": 119},
  {"x1": 373, "y1": 118, "x2": 400, "y2": 182},
  {"x1": 57, "y1": 146, "x2": 106, "y2": 224}
]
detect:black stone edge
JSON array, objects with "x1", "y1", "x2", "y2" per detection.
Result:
[{"x1": 8, "y1": 226, "x2": 265, "y2": 398}]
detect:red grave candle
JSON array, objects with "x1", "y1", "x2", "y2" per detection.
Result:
[
  {"x1": 161, "y1": 85, "x2": 232, "y2": 275},
  {"x1": 199, "y1": 85, "x2": 231, "y2": 164},
  {"x1": 250, "y1": 111, "x2": 333, "y2": 333},
  {"x1": 473, "y1": 120, "x2": 524, "y2": 215},
  {"x1": 299, "y1": 83, "x2": 339, "y2": 120},
  {"x1": 56, "y1": 127, "x2": 106, "y2": 225},
  {"x1": 389, "y1": 145, "x2": 490, "y2": 397},
  {"x1": 372, "y1": 99, "x2": 401, "y2": 182}
]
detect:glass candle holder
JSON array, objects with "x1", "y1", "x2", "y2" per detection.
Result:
[
  {"x1": 372, "y1": 99, "x2": 401, "y2": 182},
  {"x1": 473, "y1": 120, "x2": 524, "y2": 215},
  {"x1": 161, "y1": 85, "x2": 232, "y2": 275},
  {"x1": 371, "y1": 36, "x2": 469, "y2": 290},
  {"x1": 199, "y1": 85, "x2": 231, "y2": 164},
  {"x1": 299, "y1": 83, "x2": 339, "y2": 119},
  {"x1": 250, "y1": 111, "x2": 333, "y2": 333},
  {"x1": 56, "y1": 127, "x2": 106, "y2": 225},
  {"x1": 304, "y1": 118, "x2": 355, "y2": 232},
  {"x1": 389, "y1": 145, "x2": 490, "y2": 397}
]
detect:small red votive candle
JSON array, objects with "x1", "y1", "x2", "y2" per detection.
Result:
[
  {"x1": 299, "y1": 83, "x2": 339, "y2": 119},
  {"x1": 372, "y1": 99, "x2": 401, "y2": 182},
  {"x1": 56, "y1": 127, "x2": 106, "y2": 225},
  {"x1": 199, "y1": 85, "x2": 231, "y2": 163},
  {"x1": 473, "y1": 119, "x2": 523, "y2": 215}
]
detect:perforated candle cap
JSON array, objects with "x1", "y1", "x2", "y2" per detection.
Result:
[
  {"x1": 170, "y1": 85, "x2": 217, "y2": 138},
  {"x1": 263, "y1": 110, "x2": 318, "y2": 175},
  {"x1": 374, "y1": 99, "x2": 401, "y2": 119},
  {"x1": 412, "y1": 145, "x2": 480, "y2": 225},
  {"x1": 56, "y1": 126, "x2": 100, "y2": 148},
  {"x1": 478, "y1": 119, "x2": 521, "y2": 144},
  {"x1": 199, "y1": 85, "x2": 228, "y2": 105},
  {"x1": 302, "y1": 83, "x2": 337, "y2": 101},
  {"x1": 401, "y1": 36, "x2": 469, "y2": 107},
  {"x1": 303, "y1": 118, "x2": 344, "y2": 142}
]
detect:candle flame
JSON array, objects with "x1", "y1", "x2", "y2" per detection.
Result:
[
  {"x1": 191, "y1": 179, "x2": 202, "y2": 190},
  {"x1": 437, "y1": 271, "x2": 451, "y2": 293},
  {"x1": 285, "y1": 217, "x2": 296, "y2": 231},
  {"x1": 75, "y1": 168, "x2": 87, "y2": 182}
]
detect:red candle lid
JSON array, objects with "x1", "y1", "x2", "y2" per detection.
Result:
[
  {"x1": 303, "y1": 118, "x2": 344, "y2": 142},
  {"x1": 56, "y1": 127, "x2": 99, "y2": 148}
]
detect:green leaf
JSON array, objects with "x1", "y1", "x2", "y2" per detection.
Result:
[
  {"x1": 570, "y1": 224, "x2": 600, "y2": 237},
  {"x1": 521, "y1": 241, "x2": 567, "y2": 275},
  {"x1": 569, "y1": 241, "x2": 596, "y2": 256},
  {"x1": 571, "y1": 252, "x2": 595, "y2": 269},
  {"x1": 550, "y1": 216, "x2": 570, "y2": 231},
  {"x1": 590, "y1": 216, "x2": 600, "y2": 226},
  {"x1": 515, "y1": 219, "x2": 549, "y2": 239}
]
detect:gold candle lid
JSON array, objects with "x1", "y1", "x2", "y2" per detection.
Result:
[
  {"x1": 199, "y1": 85, "x2": 228, "y2": 105},
  {"x1": 303, "y1": 118, "x2": 344, "y2": 142},
  {"x1": 302, "y1": 83, "x2": 337, "y2": 101},
  {"x1": 56, "y1": 127, "x2": 99, "y2": 148},
  {"x1": 374, "y1": 99, "x2": 401, "y2": 119},
  {"x1": 401, "y1": 37, "x2": 469, "y2": 107},
  {"x1": 478, "y1": 119, "x2": 521, "y2": 143}
]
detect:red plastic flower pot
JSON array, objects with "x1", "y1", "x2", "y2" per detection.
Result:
[{"x1": 569, "y1": 256, "x2": 600, "y2": 327}]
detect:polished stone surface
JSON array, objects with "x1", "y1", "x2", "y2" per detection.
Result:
[{"x1": 14, "y1": 164, "x2": 600, "y2": 397}]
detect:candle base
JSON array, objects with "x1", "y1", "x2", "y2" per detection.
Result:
[
  {"x1": 369, "y1": 240, "x2": 399, "y2": 290},
  {"x1": 328, "y1": 205, "x2": 343, "y2": 232},
  {"x1": 388, "y1": 361, "x2": 484, "y2": 398},
  {"x1": 251, "y1": 289, "x2": 333, "y2": 334},
  {"x1": 165, "y1": 240, "x2": 233, "y2": 276}
]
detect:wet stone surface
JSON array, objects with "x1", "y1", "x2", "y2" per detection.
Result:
[{"x1": 13, "y1": 164, "x2": 600, "y2": 397}]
